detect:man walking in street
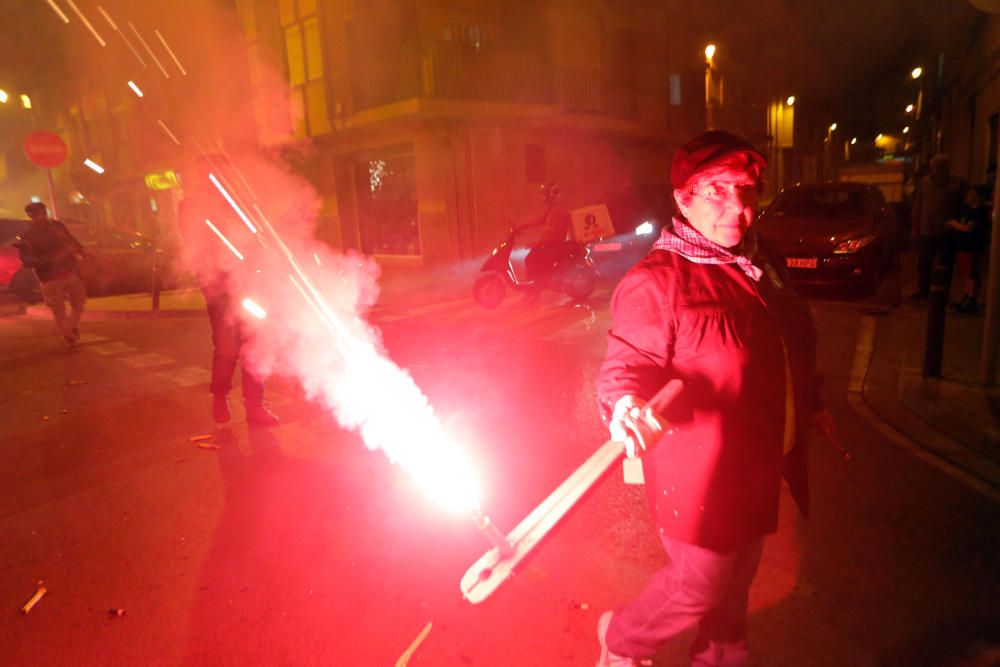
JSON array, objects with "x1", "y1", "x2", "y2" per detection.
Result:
[
  {"x1": 16, "y1": 202, "x2": 87, "y2": 346},
  {"x1": 595, "y1": 130, "x2": 830, "y2": 666},
  {"x1": 910, "y1": 153, "x2": 965, "y2": 298}
]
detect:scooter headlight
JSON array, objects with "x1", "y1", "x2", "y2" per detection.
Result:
[{"x1": 635, "y1": 221, "x2": 655, "y2": 236}]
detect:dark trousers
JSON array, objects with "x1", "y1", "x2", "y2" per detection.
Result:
[
  {"x1": 205, "y1": 292, "x2": 264, "y2": 403},
  {"x1": 915, "y1": 232, "x2": 954, "y2": 294}
]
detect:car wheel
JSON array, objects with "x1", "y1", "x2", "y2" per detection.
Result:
[
  {"x1": 473, "y1": 272, "x2": 506, "y2": 309},
  {"x1": 562, "y1": 265, "x2": 598, "y2": 301}
]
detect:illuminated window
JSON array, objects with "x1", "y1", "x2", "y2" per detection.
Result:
[
  {"x1": 281, "y1": 0, "x2": 330, "y2": 137},
  {"x1": 354, "y1": 151, "x2": 419, "y2": 256}
]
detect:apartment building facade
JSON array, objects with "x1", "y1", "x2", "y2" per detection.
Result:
[{"x1": 237, "y1": 0, "x2": 706, "y2": 265}]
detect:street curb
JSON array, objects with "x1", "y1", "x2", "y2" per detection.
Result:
[
  {"x1": 24, "y1": 304, "x2": 204, "y2": 321},
  {"x1": 849, "y1": 314, "x2": 1000, "y2": 503}
]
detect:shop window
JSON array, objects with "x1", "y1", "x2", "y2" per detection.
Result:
[{"x1": 354, "y1": 151, "x2": 419, "y2": 256}]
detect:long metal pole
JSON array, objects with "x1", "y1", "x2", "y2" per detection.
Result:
[
  {"x1": 45, "y1": 168, "x2": 59, "y2": 219},
  {"x1": 981, "y1": 140, "x2": 1000, "y2": 385}
]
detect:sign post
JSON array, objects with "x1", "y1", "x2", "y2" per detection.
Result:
[{"x1": 22, "y1": 131, "x2": 68, "y2": 217}]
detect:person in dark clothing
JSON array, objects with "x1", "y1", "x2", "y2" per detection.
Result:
[
  {"x1": 178, "y1": 157, "x2": 278, "y2": 427},
  {"x1": 947, "y1": 184, "x2": 992, "y2": 313},
  {"x1": 910, "y1": 154, "x2": 965, "y2": 298},
  {"x1": 520, "y1": 182, "x2": 573, "y2": 299},
  {"x1": 594, "y1": 131, "x2": 832, "y2": 667},
  {"x1": 16, "y1": 202, "x2": 87, "y2": 346}
]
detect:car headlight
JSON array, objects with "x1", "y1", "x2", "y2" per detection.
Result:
[
  {"x1": 634, "y1": 221, "x2": 654, "y2": 236},
  {"x1": 833, "y1": 235, "x2": 876, "y2": 254}
]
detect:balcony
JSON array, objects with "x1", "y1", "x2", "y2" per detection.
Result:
[{"x1": 349, "y1": 40, "x2": 636, "y2": 122}]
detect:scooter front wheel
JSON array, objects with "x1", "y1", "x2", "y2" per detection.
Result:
[{"x1": 473, "y1": 271, "x2": 507, "y2": 309}]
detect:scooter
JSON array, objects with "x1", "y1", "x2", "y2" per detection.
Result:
[{"x1": 472, "y1": 224, "x2": 598, "y2": 309}]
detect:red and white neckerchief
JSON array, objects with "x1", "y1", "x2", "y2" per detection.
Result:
[{"x1": 652, "y1": 218, "x2": 764, "y2": 282}]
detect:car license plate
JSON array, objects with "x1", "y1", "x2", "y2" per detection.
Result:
[{"x1": 786, "y1": 257, "x2": 818, "y2": 269}]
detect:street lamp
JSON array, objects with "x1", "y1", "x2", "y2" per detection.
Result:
[
  {"x1": 906, "y1": 103, "x2": 914, "y2": 113},
  {"x1": 829, "y1": 122, "x2": 837, "y2": 131},
  {"x1": 903, "y1": 126, "x2": 910, "y2": 134},
  {"x1": 911, "y1": 66, "x2": 923, "y2": 79},
  {"x1": 786, "y1": 95, "x2": 795, "y2": 106},
  {"x1": 704, "y1": 44, "x2": 717, "y2": 130},
  {"x1": 20, "y1": 94, "x2": 31, "y2": 109},
  {"x1": 0, "y1": 89, "x2": 7, "y2": 104},
  {"x1": 851, "y1": 137, "x2": 857, "y2": 145},
  {"x1": 876, "y1": 133, "x2": 883, "y2": 142}
]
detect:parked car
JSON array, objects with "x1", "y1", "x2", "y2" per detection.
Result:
[
  {"x1": 0, "y1": 219, "x2": 41, "y2": 302},
  {"x1": 0, "y1": 218, "x2": 177, "y2": 302},
  {"x1": 755, "y1": 182, "x2": 898, "y2": 293}
]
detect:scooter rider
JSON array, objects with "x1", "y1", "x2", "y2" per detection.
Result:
[{"x1": 520, "y1": 182, "x2": 573, "y2": 297}]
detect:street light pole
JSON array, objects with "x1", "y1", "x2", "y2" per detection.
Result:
[
  {"x1": 982, "y1": 139, "x2": 1000, "y2": 385},
  {"x1": 704, "y1": 44, "x2": 716, "y2": 130}
]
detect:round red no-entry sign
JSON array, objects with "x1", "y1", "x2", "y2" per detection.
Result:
[{"x1": 23, "y1": 131, "x2": 68, "y2": 169}]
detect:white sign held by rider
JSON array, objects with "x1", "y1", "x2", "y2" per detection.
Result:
[{"x1": 569, "y1": 204, "x2": 615, "y2": 244}]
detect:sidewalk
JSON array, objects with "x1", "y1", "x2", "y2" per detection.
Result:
[{"x1": 860, "y1": 249, "x2": 1000, "y2": 497}]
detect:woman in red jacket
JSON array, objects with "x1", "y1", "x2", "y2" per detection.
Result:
[{"x1": 595, "y1": 131, "x2": 832, "y2": 667}]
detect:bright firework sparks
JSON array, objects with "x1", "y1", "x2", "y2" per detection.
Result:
[
  {"x1": 157, "y1": 119, "x2": 180, "y2": 146},
  {"x1": 65, "y1": 0, "x2": 106, "y2": 46},
  {"x1": 83, "y1": 158, "x2": 105, "y2": 174},
  {"x1": 241, "y1": 297, "x2": 267, "y2": 319},
  {"x1": 203, "y1": 218, "x2": 244, "y2": 261},
  {"x1": 44, "y1": 0, "x2": 70, "y2": 23},
  {"x1": 228, "y1": 196, "x2": 484, "y2": 513},
  {"x1": 209, "y1": 173, "x2": 258, "y2": 234},
  {"x1": 154, "y1": 28, "x2": 187, "y2": 76},
  {"x1": 128, "y1": 21, "x2": 170, "y2": 79}
]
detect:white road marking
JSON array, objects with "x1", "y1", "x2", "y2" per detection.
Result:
[
  {"x1": 120, "y1": 352, "x2": 176, "y2": 368},
  {"x1": 373, "y1": 297, "x2": 471, "y2": 323},
  {"x1": 76, "y1": 333, "x2": 108, "y2": 343},
  {"x1": 89, "y1": 342, "x2": 138, "y2": 355},
  {"x1": 155, "y1": 366, "x2": 211, "y2": 387}
]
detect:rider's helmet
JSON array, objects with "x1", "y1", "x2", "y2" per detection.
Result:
[{"x1": 539, "y1": 182, "x2": 561, "y2": 204}]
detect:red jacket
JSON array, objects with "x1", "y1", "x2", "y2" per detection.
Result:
[{"x1": 597, "y1": 236, "x2": 819, "y2": 551}]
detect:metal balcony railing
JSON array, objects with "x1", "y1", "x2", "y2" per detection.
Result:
[{"x1": 348, "y1": 41, "x2": 636, "y2": 122}]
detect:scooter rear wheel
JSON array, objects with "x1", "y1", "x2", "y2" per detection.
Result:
[
  {"x1": 562, "y1": 265, "x2": 597, "y2": 301},
  {"x1": 473, "y1": 272, "x2": 507, "y2": 309}
]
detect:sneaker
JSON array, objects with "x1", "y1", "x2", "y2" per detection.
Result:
[
  {"x1": 245, "y1": 401, "x2": 279, "y2": 427},
  {"x1": 212, "y1": 394, "x2": 231, "y2": 423},
  {"x1": 596, "y1": 611, "x2": 636, "y2": 667},
  {"x1": 957, "y1": 298, "x2": 978, "y2": 314}
]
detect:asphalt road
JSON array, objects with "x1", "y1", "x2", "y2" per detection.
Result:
[{"x1": 0, "y1": 280, "x2": 997, "y2": 666}]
